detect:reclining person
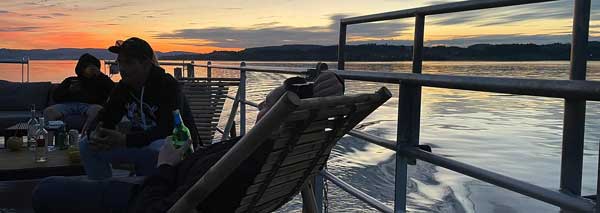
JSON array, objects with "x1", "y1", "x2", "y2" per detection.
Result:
[
  {"x1": 32, "y1": 72, "x2": 344, "y2": 213},
  {"x1": 79, "y1": 37, "x2": 197, "y2": 180},
  {"x1": 44, "y1": 53, "x2": 114, "y2": 131}
]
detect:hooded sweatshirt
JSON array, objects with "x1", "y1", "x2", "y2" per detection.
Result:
[
  {"x1": 53, "y1": 53, "x2": 114, "y2": 105},
  {"x1": 97, "y1": 65, "x2": 199, "y2": 148}
]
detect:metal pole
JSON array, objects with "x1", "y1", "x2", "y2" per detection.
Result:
[
  {"x1": 560, "y1": 0, "x2": 590, "y2": 198},
  {"x1": 412, "y1": 15, "x2": 425, "y2": 74},
  {"x1": 21, "y1": 62, "x2": 24, "y2": 83},
  {"x1": 187, "y1": 63, "x2": 195, "y2": 78},
  {"x1": 207, "y1": 61, "x2": 212, "y2": 81},
  {"x1": 313, "y1": 174, "x2": 324, "y2": 212},
  {"x1": 223, "y1": 89, "x2": 242, "y2": 140},
  {"x1": 596, "y1": 143, "x2": 600, "y2": 213},
  {"x1": 27, "y1": 57, "x2": 30, "y2": 82},
  {"x1": 337, "y1": 23, "x2": 347, "y2": 70},
  {"x1": 240, "y1": 62, "x2": 247, "y2": 136},
  {"x1": 394, "y1": 14, "x2": 425, "y2": 213}
]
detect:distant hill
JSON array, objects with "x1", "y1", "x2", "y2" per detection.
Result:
[
  {"x1": 0, "y1": 48, "x2": 196, "y2": 60},
  {"x1": 1, "y1": 42, "x2": 599, "y2": 61},
  {"x1": 161, "y1": 42, "x2": 600, "y2": 61}
]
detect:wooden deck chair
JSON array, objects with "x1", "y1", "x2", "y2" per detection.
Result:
[
  {"x1": 180, "y1": 78, "x2": 239, "y2": 145},
  {"x1": 169, "y1": 87, "x2": 392, "y2": 213}
]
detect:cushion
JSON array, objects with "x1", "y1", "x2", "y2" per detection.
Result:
[{"x1": 0, "y1": 81, "x2": 52, "y2": 111}]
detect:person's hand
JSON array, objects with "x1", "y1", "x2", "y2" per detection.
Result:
[
  {"x1": 157, "y1": 136, "x2": 190, "y2": 167},
  {"x1": 89, "y1": 122, "x2": 126, "y2": 151},
  {"x1": 69, "y1": 80, "x2": 82, "y2": 92}
]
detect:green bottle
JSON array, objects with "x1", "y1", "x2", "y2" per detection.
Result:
[{"x1": 172, "y1": 109, "x2": 194, "y2": 156}]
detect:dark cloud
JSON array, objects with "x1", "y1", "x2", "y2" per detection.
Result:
[
  {"x1": 425, "y1": 34, "x2": 574, "y2": 46},
  {"x1": 50, "y1": 12, "x2": 68, "y2": 17},
  {"x1": 96, "y1": 2, "x2": 136, "y2": 11},
  {"x1": 251, "y1": 22, "x2": 281, "y2": 28},
  {"x1": 0, "y1": 10, "x2": 9, "y2": 14},
  {"x1": 155, "y1": 14, "x2": 407, "y2": 48},
  {"x1": 0, "y1": 26, "x2": 41, "y2": 32},
  {"x1": 430, "y1": 1, "x2": 600, "y2": 27},
  {"x1": 37, "y1": 15, "x2": 53, "y2": 19}
]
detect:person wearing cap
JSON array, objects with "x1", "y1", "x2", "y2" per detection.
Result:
[
  {"x1": 78, "y1": 37, "x2": 197, "y2": 180},
  {"x1": 44, "y1": 53, "x2": 114, "y2": 131},
  {"x1": 31, "y1": 71, "x2": 345, "y2": 213}
]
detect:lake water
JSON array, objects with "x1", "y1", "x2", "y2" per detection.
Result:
[{"x1": 1, "y1": 60, "x2": 600, "y2": 212}]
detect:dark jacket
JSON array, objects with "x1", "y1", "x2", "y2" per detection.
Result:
[
  {"x1": 53, "y1": 73, "x2": 114, "y2": 105},
  {"x1": 97, "y1": 65, "x2": 199, "y2": 147},
  {"x1": 131, "y1": 137, "x2": 270, "y2": 213}
]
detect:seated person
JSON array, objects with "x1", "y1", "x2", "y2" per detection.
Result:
[
  {"x1": 79, "y1": 37, "x2": 194, "y2": 180},
  {"x1": 32, "y1": 72, "x2": 345, "y2": 213},
  {"x1": 44, "y1": 53, "x2": 114, "y2": 131}
]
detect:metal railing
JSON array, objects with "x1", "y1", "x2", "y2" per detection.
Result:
[
  {"x1": 0, "y1": 57, "x2": 30, "y2": 82},
  {"x1": 336, "y1": 0, "x2": 594, "y2": 212},
  {"x1": 144, "y1": 57, "x2": 599, "y2": 212},
  {"x1": 104, "y1": 1, "x2": 596, "y2": 211}
]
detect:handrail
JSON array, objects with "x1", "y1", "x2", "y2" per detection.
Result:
[
  {"x1": 0, "y1": 57, "x2": 30, "y2": 82},
  {"x1": 341, "y1": 0, "x2": 558, "y2": 25},
  {"x1": 202, "y1": 61, "x2": 599, "y2": 212}
]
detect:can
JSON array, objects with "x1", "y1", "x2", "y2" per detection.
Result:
[
  {"x1": 68, "y1": 129, "x2": 79, "y2": 148},
  {"x1": 55, "y1": 130, "x2": 67, "y2": 150}
]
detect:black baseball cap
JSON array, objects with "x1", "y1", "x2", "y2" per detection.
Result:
[{"x1": 108, "y1": 37, "x2": 154, "y2": 61}]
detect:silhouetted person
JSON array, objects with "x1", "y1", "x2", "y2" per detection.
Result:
[{"x1": 44, "y1": 53, "x2": 114, "y2": 131}]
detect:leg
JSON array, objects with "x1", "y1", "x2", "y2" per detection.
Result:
[
  {"x1": 32, "y1": 176, "x2": 140, "y2": 213},
  {"x1": 80, "y1": 138, "x2": 166, "y2": 180},
  {"x1": 79, "y1": 136, "x2": 113, "y2": 180},
  {"x1": 82, "y1": 104, "x2": 103, "y2": 132},
  {"x1": 43, "y1": 105, "x2": 64, "y2": 121}
]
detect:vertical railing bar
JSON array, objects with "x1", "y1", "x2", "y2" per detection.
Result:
[
  {"x1": 313, "y1": 174, "x2": 324, "y2": 212},
  {"x1": 560, "y1": 0, "x2": 590, "y2": 200},
  {"x1": 21, "y1": 60, "x2": 24, "y2": 83},
  {"x1": 27, "y1": 57, "x2": 30, "y2": 82},
  {"x1": 240, "y1": 62, "x2": 247, "y2": 136},
  {"x1": 596, "y1": 142, "x2": 599, "y2": 213},
  {"x1": 207, "y1": 61, "x2": 212, "y2": 82},
  {"x1": 337, "y1": 23, "x2": 347, "y2": 70},
  {"x1": 223, "y1": 88, "x2": 242, "y2": 140},
  {"x1": 394, "y1": 14, "x2": 425, "y2": 213}
]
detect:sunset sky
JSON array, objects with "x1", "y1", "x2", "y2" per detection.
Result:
[{"x1": 0, "y1": 0, "x2": 598, "y2": 53}]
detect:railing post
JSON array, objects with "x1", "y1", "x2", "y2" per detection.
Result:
[
  {"x1": 27, "y1": 57, "x2": 29, "y2": 82},
  {"x1": 223, "y1": 88, "x2": 242, "y2": 140},
  {"x1": 596, "y1": 143, "x2": 599, "y2": 213},
  {"x1": 560, "y1": 0, "x2": 590, "y2": 201},
  {"x1": 207, "y1": 61, "x2": 212, "y2": 81},
  {"x1": 240, "y1": 62, "x2": 247, "y2": 136},
  {"x1": 313, "y1": 174, "x2": 324, "y2": 212},
  {"x1": 337, "y1": 23, "x2": 347, "y2": 70},
  {"x1": 174, "y1": 67, "x2": 183, "y2": 79},
  {"x1": 395, "y1": 14, "x2": 425, "y2": 213},
  {"x1": 21, "y1": 60, "x2": 24, "y2": 83},
  {"x1": 187, "y1": 62, "x2": 195, "y2": 78}
]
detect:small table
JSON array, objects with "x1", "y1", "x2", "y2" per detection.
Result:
[{"x1": 0, "y1": 149, "x2": 84, "y2": 181}]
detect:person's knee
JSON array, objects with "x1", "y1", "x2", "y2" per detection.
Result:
[
  {"x1": 79, "y1": 137, "x2": 92, "y2": 156},
  {"x1": 86, "y1": 104, "x2": 103, "y2": 117},
  {"x1": 43, "y1": 106, "x2": 63, "y2": 120},
  {"x1": 32, "y1": 177, "x2": 64, "y2": 211}
]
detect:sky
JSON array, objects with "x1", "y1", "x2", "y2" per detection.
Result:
[{"x1": 0, "y1": 0, "x2": 599, "y2": 53}]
